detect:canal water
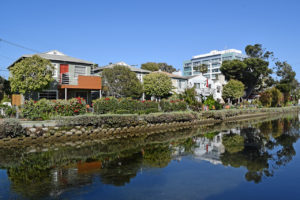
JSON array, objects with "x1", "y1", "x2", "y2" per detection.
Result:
[{"x1": 1, "y1": 114, "x2": 300, "y2": 200}]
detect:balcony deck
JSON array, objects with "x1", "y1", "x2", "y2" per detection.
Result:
[{"x1": 59, "y1": 75, "x2": 101, "y2": 90}]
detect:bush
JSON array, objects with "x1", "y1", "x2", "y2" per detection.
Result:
[
  {"x1": 93, "y1": 97, "x2": 119, "y2": 114},
  {"x1": 22, "y1": 99, "x2": 54, "y2": 120},
  {"x1": 118, "y1": 98, "x2": 142, "y2": 113},
  {"x1": 0, "y1": 119, "x2": 25, "y2": 138},
  {"x1": 54, "y1": 97, "x2": 86, "y2": 116},
  {"x1": 57, "y1": 114, "x2": 143, "y2": 128},
  {"x1": 204, "y1": 95, "x2": 222, "y2": 110},
  {"x1": 160, "y1": 100, "x2": 187, "y2": 112},
  {"x1": 56, "y1": 112, "x2": 199, "y2": 128},
  {"x1": 22, "y1": 98, "x2": 87, "y2": 120},
  {"x1": 115, "y1": 109, "x2": 131, "y2": 114},
  {"x1": 93, "y1": 97, "x2": 159, "y2": 115},
  {"x1": 144, "y1": 112, "x2": 197, "y2": 124},
  {"x1": 0, "y1": 105, "x2": 17, "y2": 118},
  {"x1": 260, "y1": 87, "x2": 283, "y2": 107}
]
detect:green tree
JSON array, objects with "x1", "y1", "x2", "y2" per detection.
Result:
[
  {"x1": 143, "y1": 73, "x2": 172, "y2": 99},
  {"x1": 0, "y1": 76, "x2": 10, "y2": 101},
  {"x1": 141, "y1": 62, "x2": 159, "y2": 71},
  {"x1": 141, "y1": 62, "x2": 176, "y2": 73},
  {"x1": 179, "y1": 87, "x2": 197, "y2": 105},
  {"x1": 9, "y1": 55, "x2": 54, "y2": 95},
  {"x1": 158, "y1": 63, "x2": 176, "y2": 73},
  {"x1": 275, "y1": 61, "x2": 298, "y2": 104},
  {"x1": 222, "y1": 79, "x2": 245, "y2": 103},
  {"x1": 220, "y1": 44, "x2": 273, "y2": 98},
  {"x1": 102, "y1": 65, "x2": 143, "y2": 98}
]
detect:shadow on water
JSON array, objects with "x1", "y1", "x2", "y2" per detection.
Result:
[{"x1": 1, "y1": 113, "x2": 300, "y2": 199}]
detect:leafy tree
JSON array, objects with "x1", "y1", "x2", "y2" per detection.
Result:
[
  {"x1": 141, "y1": 62, "x2": 176, "y2": 73},
  {"x1": 9, "y1": 55, "x2": 54, "y2": 95},
  {"x1": 0, "y1": 76, "x2": 10, "y2": 101},
  {"x1": 275, "y1": 61, "x2": 298, "y2": 104},
  {"x1": 179, "y1": 87, "x2": 197, "y2": 105},
  {"x1": 222, "y1": 79, "x2": 245, "y2": 103},
  {"x1": 245, "y1": 44, "x2": 274, "y2": 59},
  {"x1": 143, "y1": 73, "x2": 172, "y2": 99},
  {"x1": 220, "y1": 44, "x2": 273, "y2": 98},
  {"x1": 102, "y1": 65, "x2": 143, "y2": 98},
  {"x1": 158, "y1": 63, "x2": 176, "y2": 73},
  {"x1": 193, "y1": 64, "x2": 208, "y2": 74},
  {"x1": 141, "y1": 62, "x2": 159, "y2": 71}
]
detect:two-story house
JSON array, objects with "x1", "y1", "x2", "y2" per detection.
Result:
[{"x1": 8, "y1": 50, "x2": 101, "y2": 104}]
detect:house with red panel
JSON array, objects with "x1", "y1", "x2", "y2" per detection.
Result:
[{"x1": 8, "y1": 50, "x2": 101, "y2": 104}]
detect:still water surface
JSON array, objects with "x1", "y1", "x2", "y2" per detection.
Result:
[{"x1": 1, "y1": 114, "x2": 300, "y2": 200}]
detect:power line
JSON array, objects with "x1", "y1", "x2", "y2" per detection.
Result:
[{"x1": 0, "y1": 38, "x2": 40, "y2": 53}]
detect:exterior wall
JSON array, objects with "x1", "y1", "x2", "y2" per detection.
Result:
[{"x1": 187, "y1": 75, "x2": 223, "y2": 102}]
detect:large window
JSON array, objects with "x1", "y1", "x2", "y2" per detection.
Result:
[
  {"x1": 39, "y1": 90, "x2": 57, "y2": 100},
  {"x1": 75, "y1": 66, "x2": 86, "y2": 77}
]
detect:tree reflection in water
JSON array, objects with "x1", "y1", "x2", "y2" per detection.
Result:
[
  {"x1": 1, "y1": 115, "x2": 300, "y2": 199},
  {"x1": 220, "y1": 118, "x2": 299, "y2": 183}
]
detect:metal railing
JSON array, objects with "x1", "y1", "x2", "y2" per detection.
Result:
[{"x1": 59, "y1": 73, "x2": 71, "y2": 85}]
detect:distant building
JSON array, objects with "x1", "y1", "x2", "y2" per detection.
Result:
[{"x1": 183, "y1": 49, "x2": 247, "y2": 80}]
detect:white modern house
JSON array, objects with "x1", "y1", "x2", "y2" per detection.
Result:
[
  {"x1": 153, "y1": 71, "x2": 224, "y2": 102},
  {"x1": 187, "y1": 75, "x2": 223, "y2": 102}
]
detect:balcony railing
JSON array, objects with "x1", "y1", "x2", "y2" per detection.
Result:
[
  {"x1": 58, "y1": 73, "x2": 102, "y2": 90},
  {"x1": 60, "y1": 73, "x2": 71, "y2": 85}
]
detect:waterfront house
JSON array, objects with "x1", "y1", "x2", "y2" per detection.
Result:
[{"x1": 8, "y1": 50, "x2": 101, "y2": 104}]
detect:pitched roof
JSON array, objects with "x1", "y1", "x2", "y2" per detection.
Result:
[
  {"x1": 94, "y1": 61, "x2": 151, "y2": 73},
  {"x1": 8, "y1": 50, "x2": 94, "y2": 68}
]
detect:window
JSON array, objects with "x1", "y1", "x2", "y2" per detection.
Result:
[
  {"x1": 75, "y1": 66, "x2": 86, "y2": 77},
  {"x1": 39, "y1": 90, "x2": 57, "y2": 100},
  {"x1": 52, "y1": 63, "x2": 58, "y2": 77},
  {"x1": 194, "y1": 83, "x2": 200, "y2": 89},
  {"x1": 217, "y1": 86, "x2": 221, "y2": 93},
  {"x1": 178, "y1": 80, "x2": 182, "y2": 88}
]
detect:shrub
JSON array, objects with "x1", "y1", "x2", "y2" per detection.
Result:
[
  {"x1": 115, "y1": 109, "x2": 131, "y2": 114},
  {"x1": 141, "y1": 100, "x2": 159, "y2": 112},
  {"x1": 22, "y1": 98, "x2": 87, "y2": 120},
  {"x1": 57, "y1": 114, "x2": 143, "y2": 128},
  {"x1": 118, "y1": 98, "x2": 142, "y2": 113},
  {"x1": 93, "y1": 97, "x2": 159, "y2": 115},
  {"x1": 22, "y1": 99, "x2": 54, "y2": 120},
  {"x1": 204, "y1": 95, "x2": 222, "y2": 110},
  {"x1": 144, "y1": 112, "x2": 197, "y2": 124},
  {"x1": 260, "y1": 90, "x2": 272, "y2": 107},
  {"x1": 0, "y1": 119, "x2": 25, "y2": 138},
  {"x1": 160, "y1": 100, "x2": 187, "y2": 112},
  {"x1": 54, "y1": 97, "x2": 86, "y2": 116},
  {"x1": 93, "y1": 97, "x2": 118, "y2": 114},
  {"x1": 0, "y1": 105, "x2": 17, "y2": 118}
]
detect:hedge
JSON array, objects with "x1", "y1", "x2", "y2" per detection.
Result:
[
  {"x1": 22, "y1": 98, "x2": 87, "y2": 120},
  {"x1": 93, "y1": 97, "x2": 161, "y2": 115},
  {"x1": 56, "y1": 112, "x2": 197, "y2": 128}
]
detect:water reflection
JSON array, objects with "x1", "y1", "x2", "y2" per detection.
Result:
[{"x1": 0, "y1": 114, "x2": 299, "y2": 199}]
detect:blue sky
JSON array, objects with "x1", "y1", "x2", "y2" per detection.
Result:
[{"x1": 0, "y1": 0, "x2": 300, "y2": 79}]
